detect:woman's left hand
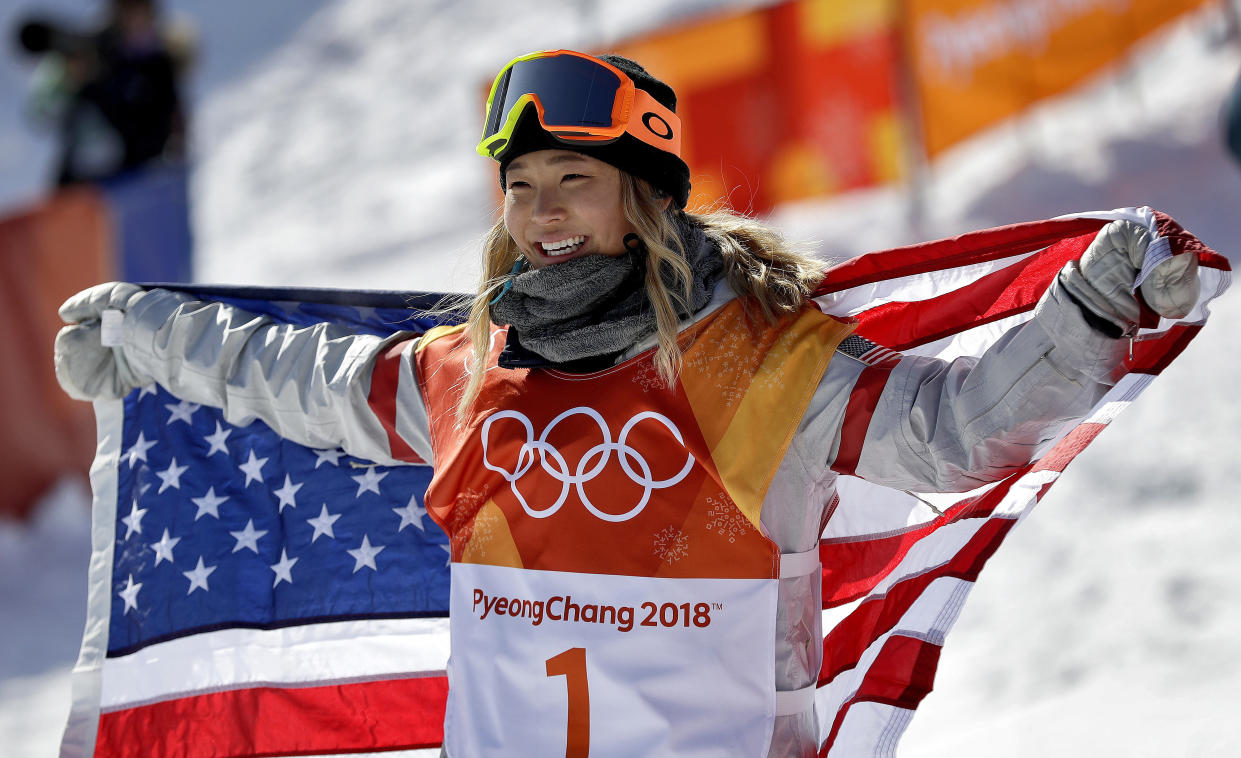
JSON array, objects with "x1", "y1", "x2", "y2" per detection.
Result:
[{"x1": 1060, "y1": 219, "x2": 1199, "y2": 334}]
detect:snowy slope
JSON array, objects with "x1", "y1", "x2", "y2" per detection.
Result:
[
  {"x1": 2, "y1": 1, "x2": 1239, "y2": 756},
  {"x1": 188, "y1": 0, "x2": 771, "y2": 292}
]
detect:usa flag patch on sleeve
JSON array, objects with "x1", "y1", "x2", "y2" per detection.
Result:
[{"x1": 836, "y1": 334, "x2": 900, "y2": 367}]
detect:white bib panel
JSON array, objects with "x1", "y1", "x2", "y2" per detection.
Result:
[{"x1": 444, "y1": 563, "x2": 779, "y2": 757}]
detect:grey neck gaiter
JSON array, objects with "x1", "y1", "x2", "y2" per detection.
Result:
[{"x1": 490, "y1": 217, "x2": 723, "y2": 365}]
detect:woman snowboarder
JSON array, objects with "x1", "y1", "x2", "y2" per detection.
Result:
[{"x1": 54, "y1": 50, "x2": 1200, "y2": 757}]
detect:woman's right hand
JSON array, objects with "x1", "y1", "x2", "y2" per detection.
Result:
[{"x1": 54, "y1": 282, "x2": 151, "y2": 401}]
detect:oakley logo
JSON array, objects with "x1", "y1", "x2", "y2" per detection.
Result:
[
  {"x1": 642, "y1": 112, "x2": 675, "y2": 141},
  {"x1": 480, "y1": 407, "x2": 695, "y2": 523}
]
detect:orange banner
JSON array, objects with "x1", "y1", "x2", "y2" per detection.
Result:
[
  {"x1": 0, "y1": 190, "x2": 111, "y2": 518},
  {"x1": 611, "y1": 0, "x2": 904, "y2": 213},
  {"x1": 907, "y1": 0, "x2": 1212, "y2": 156}
]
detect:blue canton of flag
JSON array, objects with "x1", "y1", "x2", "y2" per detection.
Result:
[
  {"x1": 109, "y1": 385, "x2": 450, "y2": 654},
  {"x1": 103, "y1": 289, "x2": 455, "y2": 656}
]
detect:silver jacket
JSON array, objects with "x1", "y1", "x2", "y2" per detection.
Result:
[{"x1": 120, "y1": 275, "x2": 1121, "y2": 757}]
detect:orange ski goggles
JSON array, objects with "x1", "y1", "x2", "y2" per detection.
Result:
[{"x1": 477, "y1": 50, "x2": 683, "y2": 161}]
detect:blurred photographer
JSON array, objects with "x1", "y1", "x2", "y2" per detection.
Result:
[{"x1": 13, "y1": 0, "x2": 191, "y2": 187}]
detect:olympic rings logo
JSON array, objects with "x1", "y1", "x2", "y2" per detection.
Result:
[{"x1": 479, "y1": 407, "x2": 695, "y2": 522}]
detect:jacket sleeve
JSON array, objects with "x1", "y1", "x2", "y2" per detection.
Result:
[
  {"x1": 797, "y1": 276, "x2": 1126, "y2": 492},
  {"x1": 122, "y1": 288, "x2": 434, "y2": 466}
]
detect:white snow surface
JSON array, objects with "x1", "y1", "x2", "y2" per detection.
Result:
[{"x1": 2, "y1": 1, "x2": 1240, "y2": 756}]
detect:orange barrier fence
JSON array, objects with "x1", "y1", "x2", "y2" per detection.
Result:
[
  {"x1": 0, "y1": 190, "x2": 111, "y2": 520},
  {"x1": 901, "y1": 0, "x2": 1211, "y2": 156},
  {"x1": 0, "y1": 164, "x2": 192, "y2": 520},
  {"x1": 603, "y1": 0, "x2": 1210, "y2": 212}
]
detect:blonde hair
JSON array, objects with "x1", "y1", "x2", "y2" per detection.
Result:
[{"x1": 453, "y1": 173, "x2": 826, "y2": 420}]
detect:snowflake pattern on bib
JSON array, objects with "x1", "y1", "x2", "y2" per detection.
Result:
[
  {"x1": 704, "y1": 493, "x2": 754, "y2": 543},
  {"x1": 653, "y1": 525, "x2": 690, "y2": 563},
  {"x1": 682, "y1": 327, "x2": 754, "y2": 407}
]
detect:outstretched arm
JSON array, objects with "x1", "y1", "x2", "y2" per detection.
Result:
[
  {"x1": 799, "y1": 218, "x2": 1199, "y2": 492},
  {"x1": 54, "y1": 285, "x2": 433, "y2": 465}
]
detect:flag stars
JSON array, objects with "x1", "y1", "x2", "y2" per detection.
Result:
[
  {"x1": 393, "y1": 496, "x2": 427, "y2": 533},
  {"x1": 351, "y1": 467, "x2": 388, "y2": 498},
  {"x1": 313, "y1": 448, "x2": 344, "y2": 469},
  {"x1": 121, "y1": 500, "x2": 148, "y2": 538},
  {"x1": 347, "y1": 535, "x2": 385, "y2": 573},
  {"x1": 239, "y1": 450, "x2": 268, "y2": 486},
  {"x1": 230, "y1": 519, "x2": 268, "y2": 554},
  {"x1": 156, "y1": 458, "x2": 189, "y2": 493},
  {"x1": 273, "y1": 475, "x2": 303, "y2": 512},
  {"x1": 183, "y1": 557, "x2": 217, "y2": 595},
  {"x1": 270, "y1": 549, "x2": 298, "y2": 587},
  {"x1": 125, "y1": 432, "x2": 157, "y2": 468},
  {"x1": 166, "y1": 399, "x2": 201, "y2": 425},
  {"x1": 150, "y1": 529, "x2": 181, "y2": 566},
  {"x1": 307, "y1": 504, "x2": 341, "y2": 543},
  {"x1": 118, "y1": 574, "x2": 142, "y2": 614},
  {"x1": 203, "y1": 422, "x2": 232, "y2": 457},
  {"x1": 191, "y1": 487, "x2": 228, "y2": 521},
  {"x1": 138, "y1": 384, "x2": 158, "y2": 399}
]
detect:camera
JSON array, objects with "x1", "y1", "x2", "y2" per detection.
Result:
[{"x1": 14, "y1": 16, "x2": 96, "y2": 58}]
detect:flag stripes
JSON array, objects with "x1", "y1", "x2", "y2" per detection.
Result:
[
  {"x1": 98, "y1": 618, "x2": 450, "y2": 710},
  {"x1": 809, "y1": 208, "x2": 1227, "y2": 755},
  {"x1": 816, "y1": 217, "x2": 1109, "y2": 293},
  {"x1": 821, "y1": 635, "x2": 944, "y2": 755},
  {"x1": 369, "y1": 338, "x2": 427, "y2": 464},
  {"x1": 832, "y1": 363, "x2": 896, "y2": 477},
  {"x1": 849, "y1": 231, "x2": 1091, "y2": 351},
  {"x1": 95, "y1": 675, "x2": 449, "y2": 758},
  {"x1": 819, "y1": 517, "x2": 1016, "y2": 688}
]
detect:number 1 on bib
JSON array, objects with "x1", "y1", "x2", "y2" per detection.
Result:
[{"x1": 546, "y1": 647, "x2": 590, "y2": 757}]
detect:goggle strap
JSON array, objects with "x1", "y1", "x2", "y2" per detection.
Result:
[{"x1": 625, "y1": 88, "x2": 683, "y2": 156}]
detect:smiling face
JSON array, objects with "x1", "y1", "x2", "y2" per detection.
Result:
[{"x1": 502, "y1": 150, "x2": 638, "y2": 269}]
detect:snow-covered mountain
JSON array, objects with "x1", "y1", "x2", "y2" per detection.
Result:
[{"x1": 2, "y1": 1, "x2": 1239, "y2": 756}]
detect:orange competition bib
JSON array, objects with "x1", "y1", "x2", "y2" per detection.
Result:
[{"x1": 415, "y1": 300, "x2": 852, "y2": 757}]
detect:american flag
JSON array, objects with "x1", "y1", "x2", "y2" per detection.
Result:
[
  {"x1": 62, "y1": 290, "x2": 456, "y2": 758},
  {"x1": 61, "y1": 208, "x2": 1229, "y2": 757}
]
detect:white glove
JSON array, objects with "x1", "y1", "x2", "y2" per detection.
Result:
[
  {"x1": 1060, "y1": 219, "x2": 1200, "y2": 336},
  {"x1": 54, "y1": 282, "x2": 151, "y2": 401}
]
